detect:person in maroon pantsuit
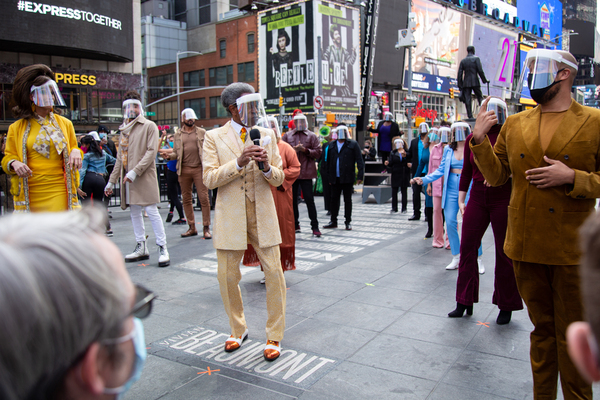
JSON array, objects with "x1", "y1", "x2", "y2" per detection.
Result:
[{"x1": 449, "y1": 99, "x2": 523, "y2": 324}]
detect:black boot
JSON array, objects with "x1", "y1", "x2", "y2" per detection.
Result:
[
  {"x1": 448, "y1": 302, "x2": 473, "y2": 318},
  {"x1": 425, "y1": 207, "x2": 433, "y2": 238},
  {"x1": 496, "y1": 310, "x2": 512, "y2": 325}
]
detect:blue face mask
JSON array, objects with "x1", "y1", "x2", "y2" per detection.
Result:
[
  {"x1": 168, "y1": 141, "x2": 174, "y2": 148},
  {"x1": 103, "y1": 318, "x2": 147, "y2": 399}
]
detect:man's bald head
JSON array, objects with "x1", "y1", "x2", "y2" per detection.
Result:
[{"x1": 556, "y1": 50, "x2": 578, "y2": 83}]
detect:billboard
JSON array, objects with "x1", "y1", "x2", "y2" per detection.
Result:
[
  {"x1": 516, "y1": 0, "x2": 562, "y2": 44},
  {"x1": 404, "y1": 0, "x2": 472, "y2": 94},
  {"x1": 259, "y1": 1, "x2": 315, "y2": 114},
  {"x1": 258, "y1": 0, "x2": 361, "y2": 114},
  {"x1": 0, "y1": 0, "x2": 134, "y2": 62},
  {"x1": 316, "y1": 1, "x2": 361, "y2": 114},
  {"x1": 471, "y1": 22, "x2": 518, "y2": 98}
]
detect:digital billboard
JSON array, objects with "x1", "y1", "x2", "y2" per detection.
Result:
[
  {"x1": 0, "y1": 0, "x2": 134, "y2": 62},
  {"x1": 471, "y1": 22, "x2": 518, "y2": 98},
  {"x1": 516, "y1": 0, "x2": 562, "y2": 44},
  {"x1": 404, "y1": 0, "x2": 472, "y2": 94}
]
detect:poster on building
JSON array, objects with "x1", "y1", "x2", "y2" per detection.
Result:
[
  {"x1": 404, "y1": 0, "x2": 472, "y2": 94},
  {"x1": 471, "y1": 22, "x2": 518, "y2": 98},
  {"x1": 517, "y1": 0, "x2": 562, "y2": 44},
  {"x1": 258, "y1": 1, "x2": 315, "y2": 114},
  {"x1": 315, "y1": 0, "x2": 361, "y2": 114}
]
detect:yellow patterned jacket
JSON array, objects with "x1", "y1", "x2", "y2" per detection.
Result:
[
  {"x1": 2, "y1": 115, "x2": 81, "y2": 212},
  {"x1": 203, "y1": 121, "x2": 284, "y2": 250}
]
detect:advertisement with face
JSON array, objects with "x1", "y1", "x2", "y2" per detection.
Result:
[
  {"x1": 471, "y1": 22, "x2": 518, "y2": 98},
  {"x1": 405, "y1": 0, "x2": 471, "y2": 94},
  {"x1": 316, "y1": 0, "x2": 361, "y2": 114},
  {"x1": 259, "y1": 1, "x2": 315, "y2": 114}
]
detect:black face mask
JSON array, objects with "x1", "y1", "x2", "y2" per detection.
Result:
[{"x1": 527, "y1": 69, "x2": 564, "y2": 104}]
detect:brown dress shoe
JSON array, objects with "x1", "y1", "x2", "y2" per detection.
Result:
[
  {"x1": 181, "y1": 225, "x2": 198, "y2": 238},
  {"x1": 224, "y1": 329, "x2": 248, "y2": 352},
  {"x1": 264, "y1": 340, "x2": 281, "y2": 361},
  {"x1": 203, "y1": 226, "x2": 212, "y2": 240}
]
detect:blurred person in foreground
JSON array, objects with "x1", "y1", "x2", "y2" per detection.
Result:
[
  {"x1": 105, "y1": 91, "x2": 169, "y2": 268},
  {"x1": 0, "y1": 208, "x2": 154, "y2": 400},
  {"x1": 568, "y1": 212, "x2": 600, "y2": 384},
  {"x1": 203, "y1": 83, "x2": 286, "y2": 361},
  {"x1": 2, "y1": 64, "x2": 82, "y2": 212},
  {"x1": 471, "y1": 50, "x2": 599, "y2": 399}
]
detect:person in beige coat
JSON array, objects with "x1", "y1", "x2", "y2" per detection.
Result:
[
  {"x1": 203, "y1": 83, "x2": 285, "y2": 361},
  {"x1": 105, "y1": 91, "x2": 169, "y2": 267},
  {"x1": 159, "y1": 108, "x2": 212, "y2": 239}
]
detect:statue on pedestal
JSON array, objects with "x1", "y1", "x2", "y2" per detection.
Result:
[{"x1": 457, "y1": 46, "x2": 489, "y2": 119}]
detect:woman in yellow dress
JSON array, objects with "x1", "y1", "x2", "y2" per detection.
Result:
[{"x1": 2, "y1": 64, "x2": 82, "y2": 212}]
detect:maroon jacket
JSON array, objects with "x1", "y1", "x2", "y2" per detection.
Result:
[{"x1": 282, "y1": 129, "x2": 322, "y2": 179}]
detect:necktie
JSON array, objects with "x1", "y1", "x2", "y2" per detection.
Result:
[{"x1": 240, "y1": 127, "x2": 247, "y2": 143}]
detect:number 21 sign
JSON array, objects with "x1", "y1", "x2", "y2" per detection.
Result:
[{"x1": 495, "y1": 38, "x2": 518, "y2": 84}]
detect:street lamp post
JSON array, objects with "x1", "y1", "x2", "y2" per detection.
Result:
[{"x1": 176, "y1": 51, "x2": 202, "y2": 127}]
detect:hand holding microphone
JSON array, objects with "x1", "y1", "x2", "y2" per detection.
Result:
[{"x1": 250, "y1": 128, "x2": 270, "y2": 171}]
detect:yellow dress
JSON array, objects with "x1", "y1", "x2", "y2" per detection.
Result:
[{"x1": 25, "y1": 120, "x2": 68, "y2": 212}]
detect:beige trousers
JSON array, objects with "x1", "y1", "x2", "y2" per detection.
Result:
[{"x1": 217, "y1": 197, "x2": 286, "y2": 341}]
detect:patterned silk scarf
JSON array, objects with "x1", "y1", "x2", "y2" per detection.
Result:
[
  {"x1": 118, "y1": 115, "x2": 140, "y2": 171},
  {"x1": 32, "y1": 112, "x2": 67, "y2": 158}
]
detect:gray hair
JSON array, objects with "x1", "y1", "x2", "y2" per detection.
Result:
[
  {"x1": 221, "y1": 82, "x2": 255, "y2": 115},
  {"x1": 0, "y1": 208, "x2": 130, "y2": 400}
]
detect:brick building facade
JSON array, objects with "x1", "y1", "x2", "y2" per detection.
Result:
[{"x1": 147, "y1": 13, "x2": 257, "y2": 129}]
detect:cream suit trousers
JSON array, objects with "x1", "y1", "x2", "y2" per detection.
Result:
[{"x1": 217, "y1": 196, "x2": 286, "y2": 341}]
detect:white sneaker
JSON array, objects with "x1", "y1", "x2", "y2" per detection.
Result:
[
  {"x1": 478, "y1": 257, "x2": 485, "y2": 274},
  {"x1": 158, "y1": 244, "x2": 170, "y2": 267},
  {"x1": 125, "y1": 241, "x2": 149, "y2": 262},
  {"x1": 260, "y1": 277, "x2": 266, "y2": 284},
  {"x1": 445, "y1": 255, "x2": 460, "y2": 270}
]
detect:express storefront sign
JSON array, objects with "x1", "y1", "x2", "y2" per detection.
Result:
[{"x1": 55, "y1": 73, "x2": 97, "y2": 86}]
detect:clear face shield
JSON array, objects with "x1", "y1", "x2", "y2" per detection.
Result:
[
  {"x1": 258, "y1": 116, "x2": 281, "y2": 138},
  {"x1": 236, "y1": 93, "x2": 267, "y2": 128},
  {"x1": 294, "y1": 114, "x2": 308, "y2": 131},
  {"x1": 428, "y1": 129, "x2": 440, "y2": 144},
  {"x1": 419, "y1": 122, "x2": 430, "y2": 134},
  {"x1": 439, "y1": 127, "x2": 451, "y2": 143},
  {"x1": 394, "y1": 139, "x2": 404, "y2": 150},
  {"x1": 181, "y1": 108, "x2": 198, "y2": 122},
  {"x1": 516, "y1": 49, "x2": 578, "y2": 101},
  {"x1": 122, "y1": 99, "x2": 144, "y2": 120},
  {"x1": 336, "y1": 126, "x2": 350, "y2": 140},
  {"x1": 384, "y1": 112, "x2": 394, "y2": 122},
  {"x1": 451, "y1": 122, "x2": 471, "y2": 142},
  {"x1": 30, "y1": 79, "x2": 66, "y2": 108},
  {"x1": 486, "y1": 98, "x2": 508, "y2": 125}
]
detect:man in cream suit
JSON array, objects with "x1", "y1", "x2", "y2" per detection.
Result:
[{"x1": 202, "y1": 83, "x2": 286, "y2": 361}]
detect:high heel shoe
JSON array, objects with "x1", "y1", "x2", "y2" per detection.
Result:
[
  {"x1": 448, "y1": 302, "x2": 473, "y2": 318},
  {"x1": 496, "y1": 310, "x2": 512, "y2": 325}
]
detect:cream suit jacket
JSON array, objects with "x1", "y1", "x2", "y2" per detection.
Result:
[{"x1": 203, "y1": 121, "x2": 285, "y2": 250}]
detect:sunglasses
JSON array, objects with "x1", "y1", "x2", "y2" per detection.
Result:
[{"x1": 131, "y1": 284, "x2": 157, "y2": 319}]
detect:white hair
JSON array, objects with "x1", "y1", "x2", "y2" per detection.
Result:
[
  {"x1": 221, "y1": 82, "x2": 255, "y2": 114},
  {"x1": 0, "y1": 208, "x2": 130, "y2": 400}
]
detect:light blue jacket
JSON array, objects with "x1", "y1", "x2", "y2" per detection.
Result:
[
  {"x1": 80, "y1": 150, "x2": 116, "y2": 186},
  {"x1": 421, "y1": 145, "x2": 470, "y2": 209}
]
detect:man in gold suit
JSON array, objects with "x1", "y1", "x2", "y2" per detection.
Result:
[{"x1": 202, "y1": 83, "x2": 286, "y2": 361}]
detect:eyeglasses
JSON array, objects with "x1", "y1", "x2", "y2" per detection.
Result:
[{"x1": 131, "y1": 284, "x2": 157, "y2": 319}]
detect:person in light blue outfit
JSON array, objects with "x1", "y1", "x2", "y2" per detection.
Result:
[
  {"x1": 412, "y1": 122, "x2": 482, "y2": 270},
  {"x1": 78, "y1": 133, "x2": 116, "y2": 236},
  {"x1": 414, "y1": 133, "x2": 433, "y2": 238}
]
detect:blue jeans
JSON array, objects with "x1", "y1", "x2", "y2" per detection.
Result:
[{"x1": 445, "y1": 173, "x2": 482, "y2": 257}]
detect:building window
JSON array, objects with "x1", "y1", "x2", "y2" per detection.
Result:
[
  {"x1": 150, "y1": 101, "x2": 177, "y2": 126},
  {"x1": 237, "y1": 62, "x2": 254, "y2": 82},
  {"x1": 219, "y1": 39, "x2": 226, "y2": 58},
  {"x1": 247, "y1": 33, "x2": 255, "y2": 53},
  {"x1": 149, "y1": 73, "x2": 176, "y2": 100},
  {"x1": 230, "y1": 0, "x2": 238, "y2": 10},
  {"x1": 184, "y1": 98, "x2": 206, "y2": 119},
  {"x1": 209, "y1": 66, "x2": 234, "y2": 86},
  {"x1": 210, "y1": 96, "x2": 228, "y2": 118},
  {"x1": 183, "y1": 70, "x2": 205, "y2": 89},
  {"x1": 198, "y1": 0, "x2": 210, "y2": 25}
]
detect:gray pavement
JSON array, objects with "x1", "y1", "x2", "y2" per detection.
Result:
[{"x1": 107, "y1": 191, "x2": 599, "y2": 399}]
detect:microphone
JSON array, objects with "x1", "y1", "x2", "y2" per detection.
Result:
[{"x1": 249, "y1": 128, "x2": 264, "y2": 170}]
